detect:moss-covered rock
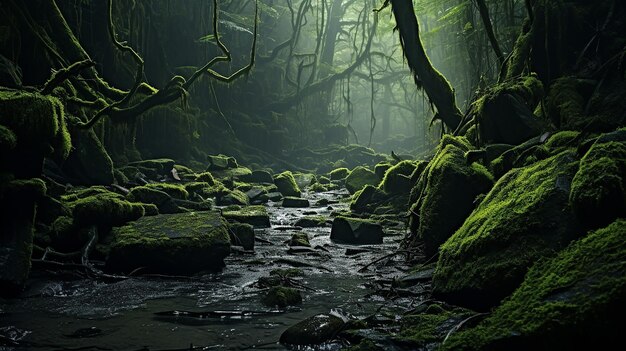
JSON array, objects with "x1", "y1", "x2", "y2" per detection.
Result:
[
  {"x1": 144, "y1": 183, "x2": 188, "y2": 200},
  {"x1": 207, "y1": 154, "x2": 237, "y2": 170},
  {"x1": 107, "y1": 211, "x2": 230, "y2": 274},
  {"x1": 217, "y1": 189, "x2": 249, "y2": 206},
  {"x1": 274, "y1": 171, "x2": 302, "y2": 197},
  {"x1": 289, "y1": 232, "x2": 310, "y2": 247},
  {"x1": 379, "y1": 160, "x2": 418, "y2": 195},
  {"x1": 410, "y1": 140, "x2": 494, "y2": 256},
  {"x1": 350, "y1": 185, "x2": 387, "y2": 214},
  {"x1": 72, "y1": 192, "x2": 145, "y2": 227},
  {"x1": 345, "y1": 166, "x2": 379, "y2": 194},
  {"x1": 294, "y1": 216, "x2": 327, "y2": 228},
  {"x1": 127, "y1": 186, "x2": 180, "y2": 214},
  {"x1": 282, "y1": 196, "x2": 310, "y2": 208},
  {"x1": 330, "y1": 217, "x2": 383, "y2": 245},
  {"x1": 433, "y1": 151, "x2": 581, "y2": 310},
  {"x1": 374, "y1": 162, "x2": 393, "y2": 180},
  {"x1": 394, "y1": 305, "x2": 474, "y2": 349},
  {"x1": 195, "y1": 172, "x2": 216, "y2": 186},
  {"x1": 570, "y1": 139, "x2": 626, "y2": 229},
  {"x1": 228, "y1": 222, "x2": 254, "y2": 250},
  {"x1": 329, "y1": 167, "x2": 350, "y2": 180},
  {"x1": 222, "y1": 205, "x2": 270, "y2": 228},
  {"x1": 262, "y1": 286, "x2": 302, "y2": 308},
  {"x1": 0, "y1": 124, "x2": 17, "y2": 154},
  {"x1": 442, "y1": 219, "x2": 626, "y2": 351},
  {"x1": 211, "y1": 166, "x2": 252, "y2": 180}
]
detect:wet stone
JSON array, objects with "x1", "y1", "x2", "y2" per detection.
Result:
[
  {"x1": 222, "y1": 205, "x2": 271, "y2": 228},
  {"x1": 330, "y1": 217, "x2": 384, "y2": 245},
  {"x1": 282, "y1": 197, "x2": 310, "y2": 208},
  {"x1": 280, "y1": 313, "x2": 345, "y2": 346}
]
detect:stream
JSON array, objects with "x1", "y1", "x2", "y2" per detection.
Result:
[{"x1": 0, "y1": 189, "x2": 417, "y2": 350}]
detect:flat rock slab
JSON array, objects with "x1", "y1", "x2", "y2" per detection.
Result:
[
  {"x1": 330, "y1": 216, "x2": 384, "y2": 245},
  {"x1": 282, "y1": 197, "x2": 310, "y2": 208},
  {"x1": 222, "y1": 205, "x2": 271, "y2": 228},
  {"x1": 107, "y1": 211, "x2": 230, "y2": 274}
]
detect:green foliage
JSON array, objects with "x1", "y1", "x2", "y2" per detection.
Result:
[{"x1": 442, "y1": 219, "x2": 626, "y2": 350}]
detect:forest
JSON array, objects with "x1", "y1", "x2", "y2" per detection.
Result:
[{"x1": 0, "y1": 0, "x2": 625, "y2": 349}]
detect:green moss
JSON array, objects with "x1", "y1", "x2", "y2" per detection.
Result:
[
  {"x1": 207, "y1": 154, "x2": 238, "y2": 170},
  {"x1": 61, "y1": 186, "x2": 114, "y2": 203},
  {"x1": 144, "y1": 183, "x2": 188, "y2": 200},
  {"x1": 113, "y1": 169, "x2": 129, "y2": 185},
  {"x1": 395, "y1": 306, "x2": 472, "y2": 348},
  {"x1": 570, "y1": 140, "x2": 626, "y2": 228},
  {"x1": 128, "y1": 159, "x2": 175, "y2": 174},
  {"x1": 72, "y1": 192, "x2": 145, "y2": 226},
  {"x1": 443, "y1": 219, "x2": 626, "y2": 350},
  {"x1": 262, "y1": 286, "x2": 302, "y2": 307},
  {"x1": 379, "y1": 160, "x2": 418, "y2": 194},
  {"x1": 544, "y1": 130, "x2": 580, "y2": 150},
  {"x1": 546, "y1": 77, "x2": 586, "y2": 129},
  {"x1": 350, "y1": 185, "x2": 389, "y2": 213},
  {"x1": 0, "y1": 124, "x2": 17, "y2": 152},
  {"x1": 295, "y1": 216, "x2": 327, "y2": 228},
  {"x1": 0, "y1": 90, "x2": 71, "y2": 162},
  {"x1": 329, "y1": 167, "x2": 351, "y2": 180},
  {"x1": 289, "y1": 232, "x2": 310, "y2": 247},
  {"x1": 308, "y1": 182, "x2": 327, "y2": 193},
  {"x1": 433, "y1": 151, "x2": 581, "y2": 310},
  {"x1": 217, "y1": 189, "x2": 249, "y2": 206},
  {"x1": 374, "y1": 162, "x2": 393, "y2": 179},
  {"x1": 107, "y1": 211, "x2": 231, "y2": 274},
  {"x1": 317, "y1": 176, "x2": 331, "y2": 184},
  {"x1": 222, "y1": 205, "x2": 270, "y2": 228},
  {"x1": 195, "y1": 172, "x2": 216, "y2": 186},
  {"x1": 274, "y1": 171, "x2": 301, "y2": 197},
  {"x1": 345, "y1": 166, "x2": 379, "y2": 194},
  {"x1": 410, "y1": 143, "x2": 493, "y2": 256}
]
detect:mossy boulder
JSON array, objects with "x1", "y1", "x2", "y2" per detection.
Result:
[
  {"x1": 274, "y1": 171, "x2": 302, "y2": 197},
  {"x1": 394, "y1": 305, "x2": 474, "y2": 349},
  {"x1": 329, "y1": 167, "x2": 350, "y2": 180},
  {"x1": 195, "y1": 172, "x2": 216, "y2": 186},
  {"x1": 433, "y1": 151, "x2": 582, "y2": 310},
  {"x1": 0, "y1": 124, "x2": 17, "y2": 155},
  {"x1": 222, "y1": 205, "x2": 270, "y2": 228},
  {"x1": 207, "y1": 154, "x2": 237, "y2": 170},
  {"x1": 144, "y1": 183, "x2": 188, "y2": 200},
  {"x1": 282, "y1": 196, "x2": 310, "y2": 208},
  {"x1": 442, "y1": 219, "x2": 626, "y2": 351},
  {"x1": 330, "y1": 217, "x2": 383, "y2": 245},
  {"x1": 212, "y1": 166, "x2": 252, "y2": 180},
  {"x1": 228, "y1": 222, "x2": 255, "y2": 251},
  {"x1": 379, "y1": 160, "x2": 418, "y2": 195},
  {"x1": 72, "y1": 192, "x2": 145, "y2": 227},
  {"x1": 217, "y1": 189, "x2": 249, "y2": 206},
  {"x1": 570, "y1": 139, "x2": 626, "y2": 229},
  {"x1": 294, "y1": 216, "x2": 327, "y2": 228},
  {"x1": 280, "y1": 313, "x2": 345, "y2": 346},
  {"x1": 410, "y1": 140, "x2": 494, "y2": 256},
  {"x1": 345, "y1": 166, "x2": 379, "y2": 194},
  {"x1": 0, "y1": 91, "x2": 71, "y2": 177},
  {"x1": 350, "y1": 185, "x2": 387, "y2": 214},
  {"x1": 127, "y1": 186, "x2": 180, "y2": 214},
  {"x1": 262, "y1": 286, "x2": 302, "y2": 308},
  {"x1": 107, "y1": 211, "x2": 230, "y2": 274},
  {"x1": 374, "y1": 162, "x2": 393, "y2": 179},
  {"x1": 289, "y1": 232, "x2": 310, "y2": 247}
]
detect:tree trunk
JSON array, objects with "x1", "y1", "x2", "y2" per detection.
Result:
[{"x1": 389, "y1": 0, "x2": 462, "y2": 131}]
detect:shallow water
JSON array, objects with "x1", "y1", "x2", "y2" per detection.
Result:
[{"x1": 1, "y1": 190, "x2": 413, "y2": 350}]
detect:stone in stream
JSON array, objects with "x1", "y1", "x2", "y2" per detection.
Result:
[
  {"x1": 280, "y1": 313, "x2": 346, "y2": 346},
  {"x1": 294, "y1": 216, "x2": 328, "y2": 228},
  {"x1": 262, "y1": 286, "x2": 302, "y2": 308},
  {"x1": 282, "y1": 196, "x2": 310, "y2": 208},
  {"x1": 106, "y1": 211, "x2": 230, "y2": 274},
  {"x1": 289, "y1": 232, "x2": 311, "y2": 247},
  {"x1": 221, "y1": 205, "x2": 270, "y2": 228},
  {"x1": 228, "y1": 222, "x2": 255, "y2": 250},
  {"x1": 245, "y1": 187, "x2": 267, "y2": 201},
  {"x1": 274, "y1": 171, "x2": 302, "y2": 197},
  {"x1": 330, "y1": 217, "x2": 384, "y2": 245},
  {"x1": 260, "y1": 191, "x2": 283, "y2": 202}
]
